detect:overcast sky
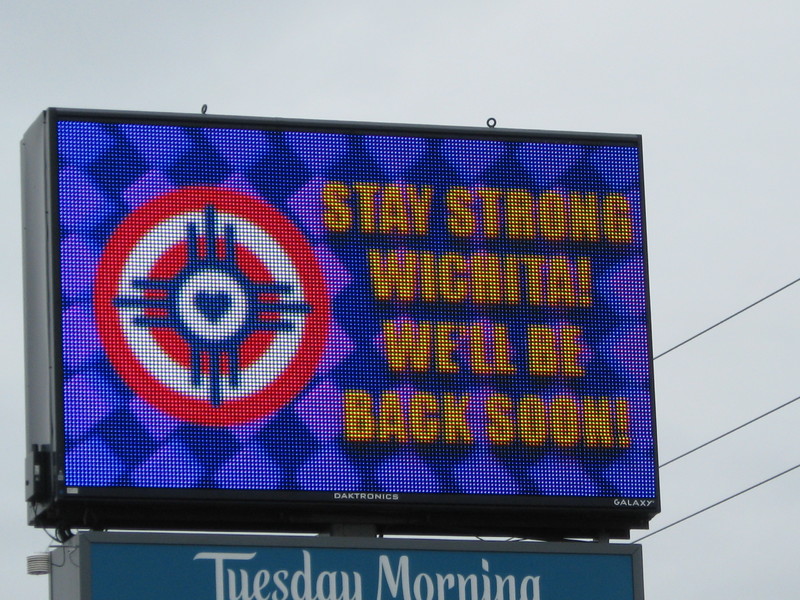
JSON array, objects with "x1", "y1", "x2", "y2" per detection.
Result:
[{"x1": 3, "y1": 1, "x2": 799, "y2": 598}]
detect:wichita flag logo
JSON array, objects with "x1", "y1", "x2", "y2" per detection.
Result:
[{"x1": 94, "y1": 187, "x2": 329, "y2": 426}]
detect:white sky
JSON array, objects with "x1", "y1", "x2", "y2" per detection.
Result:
[{"x1": 2, "y1": 1, "x2": 799, "y2": 598}]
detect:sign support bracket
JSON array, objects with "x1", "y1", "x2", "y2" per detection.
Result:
[{"x1": 328, "y1": 523, "x2": 378, "y2": 537}]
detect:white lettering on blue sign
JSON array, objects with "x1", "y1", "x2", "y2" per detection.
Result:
[
  {"x1": 194, "y1": 550, "x2": 362, "y2": 600},
  {"x1": 194, "y1": 550, "x2": 541, "y2": 600},
  {"x1": 194, "y1": 552, "x2": 257, "y2": 600},
  {"x1": 378, "y1": 555, "x2": 540, "y2": 600}
]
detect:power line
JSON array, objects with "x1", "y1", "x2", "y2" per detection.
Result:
[
  {"x1": 653, "y1": 275, "x2": 800, "y2": 360},
  {"x1": 632, "y1": 462, "x2": 800, "y2": 543},
  {"x1": 659, "y1": 394, "x2": 800, "y2": 468},
  {"x1": 630, "y1": 280, "x2": 800, "y2": 542}
]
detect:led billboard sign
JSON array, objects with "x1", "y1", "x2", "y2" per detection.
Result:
[{"x1": 23, "y1": 108, "x2": 658, "y2": 538}]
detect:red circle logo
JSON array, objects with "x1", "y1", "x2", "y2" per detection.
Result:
[{"x1": 94, "y1": 187, "x2": 329, "y2": 426}]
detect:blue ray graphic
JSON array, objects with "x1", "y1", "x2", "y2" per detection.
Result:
[{"x1": 114, "y1": 205, "x2": 311, "y2": 407}]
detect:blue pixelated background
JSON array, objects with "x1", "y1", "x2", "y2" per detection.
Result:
[{"x1": 57, "y1": 118, "x2": 656, "y2": 500}]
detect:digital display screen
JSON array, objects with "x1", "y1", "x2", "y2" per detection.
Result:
[{"x1": 51, "y1": 113, "x2": 656, "y2": 528}]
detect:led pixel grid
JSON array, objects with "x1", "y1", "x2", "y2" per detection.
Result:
[{"x1": 56, "y1": 117, "x2": 657, "y2": 504}]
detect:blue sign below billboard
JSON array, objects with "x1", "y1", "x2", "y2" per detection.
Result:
[{"x1": 50, "y1": 533, "x2": 643, "y2": 600}]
